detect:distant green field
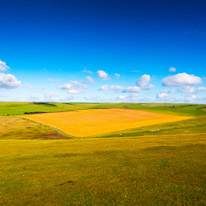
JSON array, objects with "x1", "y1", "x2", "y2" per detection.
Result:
[
  {"x1": 0, "y1": 102, "x2": 206, "y2": 116},
  {"x1": 0, "y1": 102, "x2": 205, "y2": 205}
]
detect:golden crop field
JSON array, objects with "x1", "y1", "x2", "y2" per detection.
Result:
[{"x1": 22, "y1": 108, "x2": 192, "y2": 137}]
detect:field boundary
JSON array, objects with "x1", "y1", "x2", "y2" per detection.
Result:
[{"x1": 19, "y1": 116, "x2": 82, "y2": 139}]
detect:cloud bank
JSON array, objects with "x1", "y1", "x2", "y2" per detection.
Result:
[{"x1": 162, "y1": 73, "x2": 202, "y2": 87}]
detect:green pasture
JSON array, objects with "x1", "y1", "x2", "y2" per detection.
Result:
[{"x1": 0, "y1": 102, "x2": 206, "y2": 116}]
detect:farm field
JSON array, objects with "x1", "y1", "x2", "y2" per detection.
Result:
[
  {"x1": 0, "y1": 102, "x2": 206, "y2": 206},
  {"x1": 22, "y1": 108, "x2": 192, "y2": 137}
]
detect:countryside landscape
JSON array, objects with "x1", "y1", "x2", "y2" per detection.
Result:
[
  {"x1": 1, "y1": 0, "x2": 206, "y2": 205},
  {"x1": 0, "y1": 102, "x2": 206, "y2": 205}
]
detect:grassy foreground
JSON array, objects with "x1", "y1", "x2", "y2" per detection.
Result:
[
  {"x1": 0, "y1": 103, "x2": 206, "y2": 205},
  {"x1": 0, "y1": 136, "x2": 205, "y2": 206}
]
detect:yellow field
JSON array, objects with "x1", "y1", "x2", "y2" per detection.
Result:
[{"x1": 22, "y1": 108, "x2": 192, "y2": 137}]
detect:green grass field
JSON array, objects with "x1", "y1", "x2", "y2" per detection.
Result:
[
  {"x1": 1, "y1": 102, "x2": 206, "y2": 116},
  {"x1": 0, "y1": 102, "x2": 206, "y2": 205}
]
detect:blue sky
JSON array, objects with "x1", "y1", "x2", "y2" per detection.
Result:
[{"x1": 0, "y1": 0, "x2": 206, "y2": 103}]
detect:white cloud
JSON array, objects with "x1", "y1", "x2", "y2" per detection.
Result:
[
  {"x1": 68, "y1": 89, "x2": 81, "y2": 94},
  {"x1": 0, "y1": 60, "x2": 10, "y2": 71},
  {"x1": 97, "y1": 70, "x2": 110, "y2": 80},
  {"x1": 137, "y1": 74, "x2": 150, "y2": 87},
  {"x1": 99, "y1": 85, "x2": 109, "y2": 91},
  {"x1": 178, "y1": 86, "x2": 206, "y2": 93},
  {"x1": 170, "y1": 88, "x2": 177, "y2": 93},
  {"x1": 59, "y1": 83, "x2": 72, "y2": 90},
  {"x1": 184, "y1": 95, "x2": 197, "y2": 102},
  {"x1": 198, "y1": 87, "x2": 206, "y2": 91},
  {"x1": 174, "y1": 95, "x2": 206, "y2": 103},
  {"x1": 83, "y1": 95, "x2": 107, "y2": 103},
  {"x1": 70, "y1": 81, "x2": 87, "y2": 89},
  {"x1": 156, "y1": 89, "x2": 176, "y2": 100},
  {"x1": 137, "y1": 74, "x2": 154, "y2": 90},
  {"x1": 162, "y1": 73, "x2": 202, "y2": 87},
  {"x1": 59, "y1": 80, "x2": 87, "y2": 94},
  {"x1": 110, "y1": 85, "x2": 123, "y2": 92},
  {"x1": 157, "y1": 92, "x2": 170, "y2": 99},
  {"x1": 144, "y1": 83, "x2": 154, "y2": 90},
  {"x1": 169, "y1": 67, "x2": 176, "y2": 72},
  {"x1": 123, "y1": 86, "x2": 141, "y2": 93},
  {"x1": 85, "y1": 76, "x2": 95, "y2": 84},
  {"x1": 0, "y1": 73, "x2": 21, "y2": 89},
  {"x1": 117, "y1": 95, "x2": 126, "y2": 100},
  {"x1": 179, "y1": 86, "x2": 197, "y2": 93},
  {"x1": 115, "y1": 73, "x2": 120, "y2": 78},
  {"x1": 82, "y1": 69, "x2": 93, "y2": 74},
  {"x1": 116, "y1": 94, "x2": 138, "y2": 102},
  {"x1": 99, "y1": 85, "x2": 140, "y2": 93}
]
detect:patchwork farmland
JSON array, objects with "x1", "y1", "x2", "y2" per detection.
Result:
[
  {"x1": 0, "y1": 102, "x2": 206, "y2": 206},
  {"x1": 22, "y1": 108, "x2": 191, "y2": 137}
]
